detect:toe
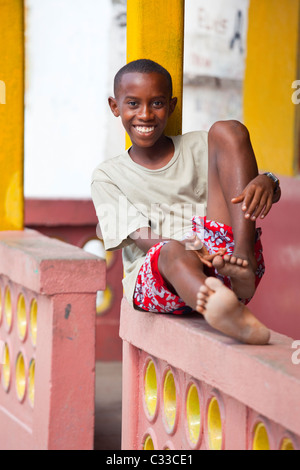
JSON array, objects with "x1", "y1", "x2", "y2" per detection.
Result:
[
  {"x1": 212, "y1": 255, "x2": 225, "y2": 269},
  {"x1": 204, "y1": 276, "x2": 224, "y2": 291},
  {"x1": 199, "y1": 285, "x2": 209, "y2": 295},
  {"x1": 196, "y1": 299, "x2": 206, "y2": 308},
  {"x1": 196, "y1": 305, "x2": 205, "y2": 314},
  {"x1": 196, "y1": 294, "x2": 206, "y2": 303}
]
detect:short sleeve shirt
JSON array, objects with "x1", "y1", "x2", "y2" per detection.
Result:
[{"x1": 91, "y1": 130, "x2": 208, "y2": 306}]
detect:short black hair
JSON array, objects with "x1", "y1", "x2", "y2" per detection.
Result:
[{"x1": 114, "y1": 59, "x2": 173, "y2": 97}]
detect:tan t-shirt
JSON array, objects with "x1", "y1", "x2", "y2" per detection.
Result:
[{"x1": 91, "y1": 130, "x2": 208, "y2": 306}]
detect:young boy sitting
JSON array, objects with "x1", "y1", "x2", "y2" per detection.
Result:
[{"x1": 91, "y1": 59, "x2": 281, "y2": 345}]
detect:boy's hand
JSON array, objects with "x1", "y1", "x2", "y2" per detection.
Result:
[
  {"x1": 194, "y1": 245, "x2": 226, "y2": 268},
  {"x1": 231, "y1": 174, "x2": 281, "y2": 221},
  {"x1": 181, "y1": 236, "x2": 225, "y2": 268}
]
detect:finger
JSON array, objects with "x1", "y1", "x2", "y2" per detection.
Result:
[
  {"x1": 244, "y1": 188, "x2": 263, "y2": 219},
  {"x1": 260, "y1": 194, "x2": 273, "y2": 219},
  {"x1": 202, "y1": 259, "x2": 213, "y2": 268},
  {"x1": 231, "y1": 193, "x2": 245, "y2": 205},
  {"x1": 195, "y1": 253, "x2": 212, "y2": 267},
  {"x1": 204, "y1": 250, "x2": 225, "y2": 261},
  {"x1": 249, "y1": 193, "x2": 268, "y2": 220},
  {"x1": 199, "y1": 245, "x2": 209, "y2": 255},
  {"x1": 241, "y1": 185, "x2": 257, "y2": 213}
]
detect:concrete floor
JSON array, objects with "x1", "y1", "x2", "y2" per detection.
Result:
[{"x1": 94, "y1": 361, "x2": 122, "y2": 450}]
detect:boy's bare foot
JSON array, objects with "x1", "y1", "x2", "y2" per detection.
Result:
[
  {"x1": 212, "y1": 253, "x2": 256, "y2": 300},
  {"x1": 196, "y1": 277, "x2": 270, "y2": 345}
]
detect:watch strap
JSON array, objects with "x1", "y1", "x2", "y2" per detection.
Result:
[{"x1": 263, "y1": 172, "x2": 280, "y2": 193}]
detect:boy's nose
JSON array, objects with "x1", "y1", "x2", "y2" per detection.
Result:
[{"x1": 138, "y1": 105, "x2": 153, "y2": 120}]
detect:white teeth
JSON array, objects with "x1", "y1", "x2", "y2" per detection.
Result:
[{"x1": 135, "y1": 126, "x2": 154, "y2": 133}]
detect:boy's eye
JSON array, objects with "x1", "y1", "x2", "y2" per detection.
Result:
[
  {"x1": 128, "y1": 100, "x2": 138, "y2": 107},
  {"x1": 153, "y1": 100, "x2": 163, "y2": 107}
]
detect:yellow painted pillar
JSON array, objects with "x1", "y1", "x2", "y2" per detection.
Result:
[
  {"x1": 0, "y1": 0, "x2": 24, "y2": 229},
  {"x1": 126, "y1": 0, "x2": 185, "y2": 147},
  {"x1": 243, "y1": 0, "x2": 300, "y2": 176}
]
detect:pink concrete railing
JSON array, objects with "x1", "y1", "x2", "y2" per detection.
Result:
[
  {"x1": 120, "y1": 298, "x2": 300, "y2": 450},
  {"x1": 0, "y1": 229, "x2": 105, "y2": 450},
  {"x1": 25, "y1": 198, "x2": 123, "y2": 361}
]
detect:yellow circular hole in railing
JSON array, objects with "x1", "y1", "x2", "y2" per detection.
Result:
[
  {"x1": 105, "y1": 250, "x2": 114, "y2": 270},
  {"x1": 280, "y1": 438, "x2": 294, "y2": 450},
  {"x1": 28, "y1": 359, "x2": 35, "y2": 407},
  {"x1": 207, "y1": 397, "x2": 222, "y2": 450},
  {"x1": 252, "y1": 422, "x2": 270, "y2": 450},
  {"x1": 15, "y1": 352, "x2": 26, "y2": 401},
  {"x1": 143, "y1": 435, "x2": 154, "y2": 450},
  {"x1": 4, "y1": 287, "x2": 12, "y2": 331},
  {"x1": 186, "y1": 383, "x2": 201, "y2": 445},
  {"x1": 163, "y1": 370, "x2": 177, "y2": 432},
  {"x1": 2, "y1": 343, "x2": 11, "y2": 391},
  {"x1": 30, "y1": 299, "x2": 38, "y2": 347},
  {"x1": 144, "y1": 360, "x2": 157, "y2": 418},
  {"x1": 96, "y1": 286, "x2": 113, "y2": 315},
  {"x1": 17, "y1": 294, "x2": 27, "y2": 341}
]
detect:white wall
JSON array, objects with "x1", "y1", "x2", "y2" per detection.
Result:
[
  {"x1": 24, "y1": 0, "x2": 248, "y2": 199},
  {"x1": 24, "y1": 0, "x2": 125, "y2": 199},
  {"x1": 183, "y1": 0, "x2": 249, "y2": 133}
]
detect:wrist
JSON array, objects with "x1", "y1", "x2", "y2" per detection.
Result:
[{"x1": 262, "y1": 172, "x2": 280, "y2": 194}]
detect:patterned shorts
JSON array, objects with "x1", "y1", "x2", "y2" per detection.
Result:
[{"x1": 133, "y1": 216, "x2": 265, "y2": 314}]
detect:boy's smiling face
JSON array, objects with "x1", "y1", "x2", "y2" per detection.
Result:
[{"x1": 109, "y1": 72, "x2": 177, "y2": 151}]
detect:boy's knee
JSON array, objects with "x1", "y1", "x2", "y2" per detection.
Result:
[
  {"x1": 160, "y1": 240, "x2": 183, "y2": 262},
  {"x1": 158, "y1": 240, "x2": 185, "y2": 274},
  {"x1": 209, "y1": 120, "x2": 250, "y2": 148}
]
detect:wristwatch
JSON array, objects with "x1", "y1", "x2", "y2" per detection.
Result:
[{"x1": 263, "y1": 172, "x2": 280, "y2": 193}]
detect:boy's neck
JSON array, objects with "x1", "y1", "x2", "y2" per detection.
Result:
[{"x1": 128, "y1": 135, "x2": 174, "y2": 169}]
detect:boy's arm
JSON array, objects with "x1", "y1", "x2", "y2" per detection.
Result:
[
  {"x1": 129, "y1": 228, "x2": 225, "y2": 269},
  {"x1": 231, "y1": 173, "x2": 281, "y2": 221}
]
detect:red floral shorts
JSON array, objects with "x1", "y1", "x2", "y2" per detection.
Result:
[{"x1": 133, "y1": 216, "x2": 265, "y2": 314}]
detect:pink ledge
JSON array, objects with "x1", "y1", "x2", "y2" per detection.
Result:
[
  {"x1": 119, "y1": 298, "x2": 300, "y2": 437},
  {"x1": 25, "y1": 198, "x2": 97, "y2": 226},
  {"x1": 0, "y1": 229, "x2": 105, "y2": 294}
]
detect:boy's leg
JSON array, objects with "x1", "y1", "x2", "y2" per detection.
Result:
[
  {"x1": 157, "y1": 240, "x2": 270, "y2": 344},
  {"x1": 157, "y1": 120, "x2": 270, "y2": 344},
  {"x1": 206, "y1": 120, "x2": 259, "y2": 299}
]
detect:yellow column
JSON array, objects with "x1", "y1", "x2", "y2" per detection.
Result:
[
  {"x1": 126, "y1": 0, "x2": 185, "y2": 147},
  {"x1": 0, "y1": 0, "x2": 24, "y2": 229},
  {"x1": 243, "y1": 0, "x2": 300, "y2": 176}
]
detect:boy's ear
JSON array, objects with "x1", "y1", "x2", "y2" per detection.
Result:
[
  {"x1": 169, "y1": 97, "x2": 177, "y2": 116},
  {"x1": 108, "y1": 96, "x2": 120, "y2": 117}
]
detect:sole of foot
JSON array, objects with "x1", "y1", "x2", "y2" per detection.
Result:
[
  {"x1": 196, "y1": 277, "x2": 270, "y2": 345},
  {"x1": 212, "y1": 254, "x2": 256, "y2": 300}
]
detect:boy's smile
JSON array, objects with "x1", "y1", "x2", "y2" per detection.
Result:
[{"x1": 109, "y1": 72, "x2": 177, "y2": 160}]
